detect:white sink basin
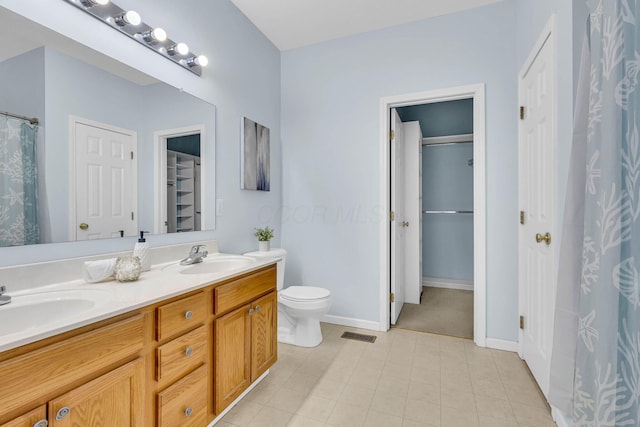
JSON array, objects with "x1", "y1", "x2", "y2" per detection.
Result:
[
  {"x1": 179, "y1": 255, "x2": 255, "y2": 275},
  {"x1": 0, "y1": 289, "x2": 113, "y2": 337}
]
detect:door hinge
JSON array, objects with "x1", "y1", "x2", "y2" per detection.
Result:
[
  {"x1": 390, "y1": 211, "x2": 395, "y2": 221},
  {"x1": 519, "y1": 106, "x2": 525, "y2": 120},
  {"x1": 131, "y1": 151, "x2": 134, "y2": 160},
  {"x1": 131, "y1": 212, "x2": 134, "y2": 220},
  {"x1": 520, "y1": 211, "x2": 525, "y2": 225},
  {"x1": 389, "y1": 129, "x2": 395, "y2": 140},
  {"x1": 520, "y1": 315, "x2": 525, "y2": 329},
  {"x1": 390, "y1": 293, "x2": 395, "y2": 303}
]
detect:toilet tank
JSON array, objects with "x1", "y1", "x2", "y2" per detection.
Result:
[{"x1": 243, "y1": 248, "x2": 287, "y2": 290}]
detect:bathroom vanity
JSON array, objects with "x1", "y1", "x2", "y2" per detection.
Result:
[{"x1": 0, "y1": 251, "x2": 277, "y2": 427}]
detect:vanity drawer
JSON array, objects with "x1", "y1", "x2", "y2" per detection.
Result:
[
  {"x1": 0, "y1": 314, "x2": 144, "y2": 419},
  {"x1": 214, "y1": 266, "x2": 276, "y2": 314},
  {"x1": 156, "y1": 325, "x2": 207, "y2": 383},
  {"x1": 1, "y1": 405, "x2": 46, "y2": 427},
  {"x1": 156, "y1": 292, "x2": 206, "y2": 341},
  {"x1": 157, "y1": 364, "x2": 208, "y2": 427}
]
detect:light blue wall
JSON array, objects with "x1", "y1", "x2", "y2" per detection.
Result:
[
  {"x1": 397, "y1": 98, "x2": 474, "y2": 137},
  {"x1": 0, "y1": 0, "x2": 281, "y2": 266},
  {"x1": 281, "y1": 1, "x2": 518, "y2": 339},
  {"x1": 0, "y1": 47, "x2": 45, "y2": 125},
  {"x1": 422, "y1": 144, "x2": 474, "y2": 281}
]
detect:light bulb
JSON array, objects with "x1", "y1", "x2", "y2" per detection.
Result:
[
  {"x1": 187, "y1": 55, "x2": 209, "y2": 67},
  {"x1": 114, "y1": 10, "x2": 141, "y2": 26},
  {"x1": 141, "y1": 27, "x2": 167, "y2": 43},
  {"x1": 168, "y1": 42, "x2": 189, "y2": 56}
]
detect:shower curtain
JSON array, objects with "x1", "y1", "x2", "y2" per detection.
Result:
[
  {"x1": 0, "y1": 115, "x2": 40, "y2": 246},
  {"x1": 550, "y1": 1, "x2": 640, "y2": 425}
]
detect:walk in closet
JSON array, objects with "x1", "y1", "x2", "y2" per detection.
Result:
[{"x1": 394, "y1": 98, "x2": 474, "y2": 338}]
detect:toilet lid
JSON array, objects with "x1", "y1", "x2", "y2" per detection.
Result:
[{"x1": 281, "y1": 286, "x2": 330, "y2": 301}]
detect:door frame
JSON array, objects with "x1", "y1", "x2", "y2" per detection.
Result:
[
  {"x1": 379, "y1": 84, "x2": 487, "y2": 347},
  {"x1": 153, "y1": 124, "x2": 206, "y2": 234},
  {"x1": 68, "y1": 116, "x2": 138, "y2": 241},
  {"x1": 517, "y1": 16, "x2": 557, "y2": 361}
]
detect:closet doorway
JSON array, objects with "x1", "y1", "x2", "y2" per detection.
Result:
[{"x1": 380, "y1": 85, "x2": 487, "y2": 347}]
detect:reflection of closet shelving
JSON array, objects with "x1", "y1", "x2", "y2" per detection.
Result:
[{"x1": 167, "y1": 150, "x2": 199, "y2": 233}]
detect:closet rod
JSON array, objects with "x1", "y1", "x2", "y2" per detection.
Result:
[
  {"x1": 422, "y1": 133, "x2": 473, "y2": 146},
  {"x1": 0, "y1": 111, "x2": 39, "y2": 125},
  {"x1": 422, "y1": 210, "x2": 474, "y2": 214}
]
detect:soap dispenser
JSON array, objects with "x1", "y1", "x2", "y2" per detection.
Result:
[{"x1": 133, "y1": 231, "x2": 151, "y2": 272}]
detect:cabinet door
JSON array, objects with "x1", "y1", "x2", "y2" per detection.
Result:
[
  {"x1": 49, "y1": 358, "x2": 144, "y2": 427},
  {"x1": 214, "y1": 304, "x2": 251, "y2": 414},
  {"x1": 1, "y1": 406, "x2": 47, "y2": 427},
  {"x1": 251, "y1": 292, "x2": 277, "y2": 381}
]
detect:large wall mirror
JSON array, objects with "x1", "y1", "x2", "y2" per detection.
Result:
[{"x1": 0, "y1": 7, "x2": 216, "y2": 247}]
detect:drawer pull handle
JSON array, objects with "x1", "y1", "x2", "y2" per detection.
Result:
[
  {"x1": 33, "y1": 420, "x2": 48, "y2": 427},
  {"x1": 185, "y1": 346, "x2": 193, "y2": 356},
  {"x1": 55, "y1": 406, "x2": 71, "y2": 421},
  {"x1": 185, "y1": 407, "x2": 193, "y2": 417},
  {"x1": 255, "y1": 305, "x2": 260, "y2": 312},
  {"x1": 184, "y1": 310, "x2": 193, "y2": 320}
]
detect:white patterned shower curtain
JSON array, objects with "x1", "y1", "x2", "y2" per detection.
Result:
[
  {"x1": 550, "y1": 1, "x2": 640, "y2": 425},
  {"x1": 0, "y1": 115, "x2": 40, "y2": 246}
]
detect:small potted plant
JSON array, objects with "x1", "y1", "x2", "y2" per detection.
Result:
[{"x1": 254, "y1": 226, "x2": 274, "y2": 252}]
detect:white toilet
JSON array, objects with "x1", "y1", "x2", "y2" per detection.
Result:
[{"x1": 244, "y1": 248, "x2": 331, "y2": 347}]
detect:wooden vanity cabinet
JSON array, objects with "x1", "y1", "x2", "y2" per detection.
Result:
[
  {"x1": 0, "y1": 314, "x2": 145, "y2": 427},
  {"x1": 214, "y1": 267, "x2": 277, "y2": 413},
  {"x1": 0, "y1": 263, "x2": 277, "y2": 427},
  {"x1": 1, "y1": 406, "x2": 47, "y2": 427}
]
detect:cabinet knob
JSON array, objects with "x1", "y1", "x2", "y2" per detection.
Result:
[
  {"x1": 33, "y1": 420, "x2": 48, "y2": 427},
  {"x1": 185, "y1": 346, "x2": 193, "y2": 356},
  {"x1": 255, "y1": 305, "x2": 260, "y2": 312},
  {"x1": 184, "y1": 310, "x2": 193, "y2": 320},
  {"x1": 248, "y1": 308, "x2": 254, "y2": 316},
  {"x1": 185, "y1": 407, "x2": 193, "y2": 417},
  {"x1": 55, "y1": 406, "x2": 71, "y2": 421}
]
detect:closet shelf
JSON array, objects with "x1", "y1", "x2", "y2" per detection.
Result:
[{"x1": 423, "y1": 210, "x2": 473, "y2": 214}]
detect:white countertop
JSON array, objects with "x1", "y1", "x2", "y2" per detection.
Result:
[{"x1": 0, "y1": 253, "x2": 278, "y2": 353}]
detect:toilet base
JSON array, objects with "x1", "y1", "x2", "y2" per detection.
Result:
[{"x1": 277, "y1": 312, "x2": 324, "y2": 348}]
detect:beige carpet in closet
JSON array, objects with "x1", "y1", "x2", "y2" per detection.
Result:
[{"x1": 394, "y1": 286, "x2": 473, "y2": 339}]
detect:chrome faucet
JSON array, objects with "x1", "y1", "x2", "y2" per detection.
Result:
[
  {"x1": 180, "y1": 245, "x2": 208, "y2": 265},
  {"x1": 0, "y1": 286, "x2": 11, "y2": 306}
]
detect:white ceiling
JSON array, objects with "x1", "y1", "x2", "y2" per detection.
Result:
[{"x1": 230, "y1": 0, "x2": 504, "y2": 51}]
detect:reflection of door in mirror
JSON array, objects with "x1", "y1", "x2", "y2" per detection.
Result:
[
  {"x1": 72, "y1": 117, "x2": 137, "y2": 241},
  {"x1": 155, "y1": 126, "x2": 204, "y2": 234}
]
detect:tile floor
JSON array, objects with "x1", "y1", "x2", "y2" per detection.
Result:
[{"x1": 219, "y1": 323, "x2": 557, "y2": 427}]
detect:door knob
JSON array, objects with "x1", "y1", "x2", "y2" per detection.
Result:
[
  {"x1": 535, "y1": 232, "x2": 551, "y2": 245},
  {"x1": 401, "y1": 221, "x2": 409, "y2": 228},
  {"x1": 79, "y1": 223, "x2": 89, "y2": 230}
]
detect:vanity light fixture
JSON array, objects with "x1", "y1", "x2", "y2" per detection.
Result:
[{"x1": 64, "y1": 0, "x2": 208, "y2": 76}]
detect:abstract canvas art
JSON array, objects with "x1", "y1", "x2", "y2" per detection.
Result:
[{"x1": 241, "y1": 117, "x2": 270, "y2": 191}]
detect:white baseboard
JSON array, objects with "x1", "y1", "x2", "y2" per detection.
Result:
[
  {"x1": 485, "y1": 338, "x2": 519, "y2": 352},
  {"x1": 321, "y1": 314, "x2": 382, "y2": 331},
  {"x1": 552, "y1": 406, "x2": 572, "y2": 427},
  {"x1": 422, "y1": 277, "x2": 474, "y2": 291}
]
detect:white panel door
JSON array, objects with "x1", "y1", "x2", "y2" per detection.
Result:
[
  {"x1": 403, "y1": 121, "x2": 422, "y2": 304},
  {"x1": 75, "y1": 122, "x2": 136, "y2": 241},
  {"x1": 390, "y1": 108, "x2": 405, "y2": 324},
  {"x1": 519, "y1": 32, "x2": 556, "y2": 397}
]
